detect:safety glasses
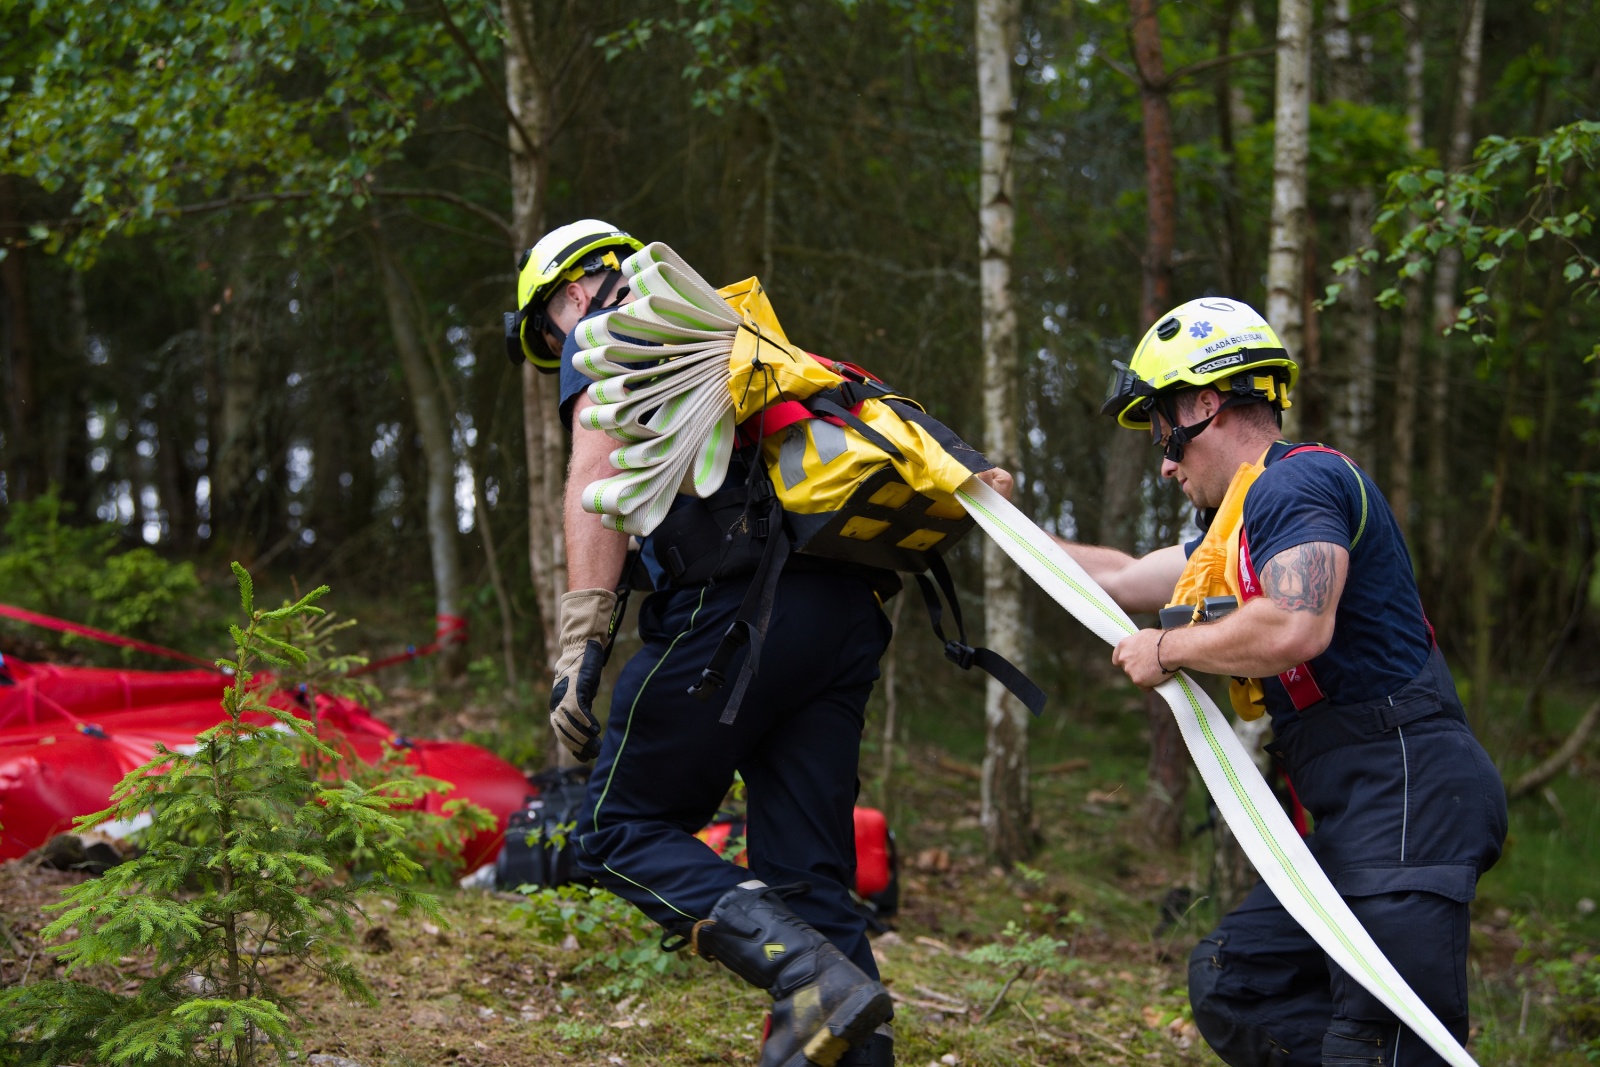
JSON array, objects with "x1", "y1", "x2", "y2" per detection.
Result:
[{"x1": 1150, "y1": 411, "x2": 1185, "y2": 464}]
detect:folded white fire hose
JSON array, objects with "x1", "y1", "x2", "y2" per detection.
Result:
[{"x1": 569, "y1": 244, "x2": 1480, "y2": 1067}]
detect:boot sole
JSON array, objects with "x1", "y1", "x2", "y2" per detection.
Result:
[{"x1": 781, "y1": 982, "x2": 893, "y2": 1067}]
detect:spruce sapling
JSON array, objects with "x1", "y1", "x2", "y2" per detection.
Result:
[{"x1": 0, "y1": 564, "x2": 451, "y2": 1066}]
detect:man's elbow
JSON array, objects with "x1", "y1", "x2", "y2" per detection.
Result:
[{"x1": 1271, "y1": 619, "x2": 1334, "y2": 672}]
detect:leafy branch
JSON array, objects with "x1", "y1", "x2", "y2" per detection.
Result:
[{"x1": 1322, "y1": 120, "x2": 1600, "y2": 343}]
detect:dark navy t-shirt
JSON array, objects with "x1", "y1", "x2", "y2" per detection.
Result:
[
  {"x1": 1186, "y1": 441, "x2": 1433, "y2": 727},
  {"x1": 557, "y1": 306, "x2": 615, "y2": 431}
]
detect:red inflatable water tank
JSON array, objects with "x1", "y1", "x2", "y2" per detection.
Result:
[{"x1": 0, "y1": 658, "x2": 527, "y2": 870}]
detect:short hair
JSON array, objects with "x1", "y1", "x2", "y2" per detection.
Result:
[
  {"x1": 1173, "y1": 386, "x2": 1281, "y2": 432},
  {"x1": 544, "y1": 272, "x2": 605, "y2": 322}
]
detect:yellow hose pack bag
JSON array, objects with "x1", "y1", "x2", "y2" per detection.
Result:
[{"x1": 569, "y1": 244, "x2": 1043, "y2": 722}]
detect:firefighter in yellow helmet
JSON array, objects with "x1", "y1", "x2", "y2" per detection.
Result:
[
  {"x1": 506, "y1": 220, "x2": 939, "y2": 1066},
  {"x1": 504, "y1": 218, "x2": 643, "y2": 372},
  {"x1": 1052, "y1": 297, "x2": 1505, "y2": 1067}
]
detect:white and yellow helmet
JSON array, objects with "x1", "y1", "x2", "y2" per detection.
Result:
[
  {"x1": 1102, "y1": 297, "x2": 1297, "y2": 430},
  {"x1": 504, "y1": 219, "x2": 643, "y2": 371}
]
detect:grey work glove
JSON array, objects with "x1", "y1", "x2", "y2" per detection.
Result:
[{"x1": 549, "y1": 588, "x2": 618, "y2": 762}]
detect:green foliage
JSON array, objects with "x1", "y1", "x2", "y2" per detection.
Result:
[
  {"x1": 515, "y1": 885, "x2": 689, "y2": 1000},
  {"x1": 1539, "y1": 951, "x2": 1600, "y2": 1060},
  {"x1": 0, "y1": 564, "x2": 474, "y2": 1066},
  {"x1": 0, "y1": 0, "x2": 486, "y2": 257},
  {"x1": 0, "y1": 488, "x2": 200, "y2": 650},
  {"x1": 1306, "y1": 101, "x2": 1422, "y2": 198},
  {"x1": 967, "y1": 919, "x2": 1083, "y2": 977},
  {"x1": 596, "y1": 0, "x2": 785, "y2": 112},
  {"x1": 1335, "y1": 121, "x2": 1600, "y2": 338}
]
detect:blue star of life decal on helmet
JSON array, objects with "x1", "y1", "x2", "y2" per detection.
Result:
[{"x1": 1189, "y1": 320, "x2": 1213, "y2": 339}]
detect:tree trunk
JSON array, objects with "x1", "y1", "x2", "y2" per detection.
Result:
[
  {"x1": 1213, "y1": 0, "x2": 1245, "y2": 297},
  {"x1": 1266, "y1": 0, "x2": 1311, "y2": 437},
  {"x1": 0, "y1": 176, "x2": 41, "y2": 502},
  {"x1": 878, "y1": 591, "x2": 906, "y2": 812},
  {"x1": 370, "y1": 222, "x2": 468, "y2": 679},
  {"x1": 1324, "y1": 0, "x2": 1377, "y2": 468},
  {"x1": 1131, "y1": 0, "x2": 1174, "y2": 329},
  {"x1": 503, "y1": 0, "x2": 566, "y2": 681},
  {"x1": 1424, "y1": 0, "x2": 1486, "y2": 585},
  {"x1": 1128, "y1": 0, "x2": 1188, "y2": 852},
  {"x1": 977, "y1": 0, "x2": 1032, "y2": 867},
  {"x1": 1388, "y1": 0, "x2": 1426, "y2": 539},
  {"x1": 214, "y1": 256, "x2": 263, "y2": 557},
  {"x1": 1098, "y1": 434, "x2": 1147, "y2": 551},
  {"x1": 156, "y1": 403, "x2": 195, "y2": 548}
]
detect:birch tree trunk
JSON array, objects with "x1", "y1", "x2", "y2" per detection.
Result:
[
  {"x1": 1213, "y1": 0, "x2": 1245, "y2": 297},
  {"x1": 503, "y1": 0, "x2": 567, "y2": 679},
  {"x1": 977, "y1": 0, "x2": 1032, "y2": 866},
  {"x1": 1424, "y1": 0, "x2": 1486, "y2": 584},
  {"x1": 371, "y1": 222, "x2": 467, "y2": 678},
  {"x1": 1325, "y1": 0, "x2": 1377, "y2": 468},
  {"x1": 1128, "y1": 0, "x2": 1188, "y2": 853},
  {"x1": 1389, "y1": 0, "x2": 1427, "y2": 538},
  {"x1": 1266, "y1": 0, "x2": 1311, "y2": 437}
]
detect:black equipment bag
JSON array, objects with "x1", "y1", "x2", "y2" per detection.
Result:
[{"x1": 494, "y1": 766, "x2": 594, "y2": 892}]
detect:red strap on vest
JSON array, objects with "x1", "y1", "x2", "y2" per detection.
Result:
[
  {"x1": 1239, "y1": 445, "x2": 1339, "y2": 708},
  {"x1": 1238, "y1": 442, "x2": 1438, "y2": 712},
  {"x1": 733, "y1": 353, "x2": 871, "y2": 447},
  {"x1": 1279, "y1": 444, "x2": 1346, "y2": 461},
  {"x1": 1238, "y1": 528, "x2": 1328, "y2": 711}
]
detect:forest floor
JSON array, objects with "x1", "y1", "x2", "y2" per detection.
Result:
[
  {"x1": 3, "y1": 578, "x2": 1598, "y2": 1065},
  {"x1": 4, "y1": 712, "x2": 1597, "y2": 1067}
]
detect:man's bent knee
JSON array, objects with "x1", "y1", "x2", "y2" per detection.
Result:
[{"x1": 1189, "y1": 936, "x2": 1295, "y2": 1067}]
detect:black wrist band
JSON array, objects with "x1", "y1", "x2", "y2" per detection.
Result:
[{"x1": 1156, "y1": 629, "x2": 1178, "y2": 675}]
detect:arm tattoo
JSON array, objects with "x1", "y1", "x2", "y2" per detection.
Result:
[{"x1": 1260, "y1": 542, "x2": 1339, "y2": 614}]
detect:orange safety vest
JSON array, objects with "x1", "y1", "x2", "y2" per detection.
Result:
[{"x1": 1166, "y1": 444, "x2": 1367, "y2": 720}]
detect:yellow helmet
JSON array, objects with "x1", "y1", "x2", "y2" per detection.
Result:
[
  {"x1": 1101, "y1": 297, "x2": 1297, "y2": 431},
  {"x1": 504, "y1": 219, "x2": 644, "y2": 372}
]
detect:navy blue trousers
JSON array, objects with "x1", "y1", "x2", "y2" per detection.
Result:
[
  {"x1": 1189, "y1": 650, "x2": 1506, "y2": 1067},
  {"x1": 574, "y1": 570, "x2": 891, "y2": 978},
  {"x1": 1189, "y1": 881, "x2": 1472, "y2": 1067}
]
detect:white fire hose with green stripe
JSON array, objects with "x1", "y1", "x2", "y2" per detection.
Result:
[{"x1": 571, "y1": 243, "x2": 1480, "y2": 1067}]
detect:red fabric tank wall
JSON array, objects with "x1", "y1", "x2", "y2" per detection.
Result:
[{"x1": 0, "y1": 657, "x2": 527, "y2": 869}]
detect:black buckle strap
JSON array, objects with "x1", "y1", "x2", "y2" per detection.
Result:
[
  {"x1": 688, "y1": 488, "x2": 793, "y2": 727},
  {"x1": 804, "y1": 386, "x2": 906, "y2": 462},
  {"x1": 915, "y1": 556, "x2": 1046, "y2": 717}
]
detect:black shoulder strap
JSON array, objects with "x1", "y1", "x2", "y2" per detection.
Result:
[
  {"x1": 687, "y1": 465, "x2": 792, "y2": 725},
  {"x1": 915, "y1": 555, "x2": 1046, "y2": 717}
]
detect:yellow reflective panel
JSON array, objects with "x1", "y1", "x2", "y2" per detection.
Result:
[
  {"x1": 839, "y1": 517, "x2": 891, "y2": 541},
  {"x1": 896, "y1": 529, "x2": 947, "y2": 552},
  {"x1": 868, "y1": 482, "x2": 915, "y2": 509},
  {"x1": 923, "y1": 496, "x2": 967, "y2": 520}
]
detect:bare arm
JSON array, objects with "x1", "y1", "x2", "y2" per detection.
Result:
[
  {"x1": 1112, "y1": 541, "x2": 1349, "y2": 685},
  {"x1": 564, "y1": 394, "x2": 631, "y2": 592},
  {"x1": 1050, "y1": 538, "x2": 1187, "y2": 614}
]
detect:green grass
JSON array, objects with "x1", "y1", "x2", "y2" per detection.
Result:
[{"x1": 8, "y1": 572, "x2": 1598, "y2": 1065}]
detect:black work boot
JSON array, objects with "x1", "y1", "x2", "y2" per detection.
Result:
[
  {"x1": 838, "y1": 1024, "x2": 894, "y2": 1065},
  {"x1": 696, "y1": 884, "x2": 892, "y2": 1067}
]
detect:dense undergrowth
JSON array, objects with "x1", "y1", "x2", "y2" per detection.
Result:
[{"x1": 2, "y1": 565, "x2": 1597, "y2": 1065}]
